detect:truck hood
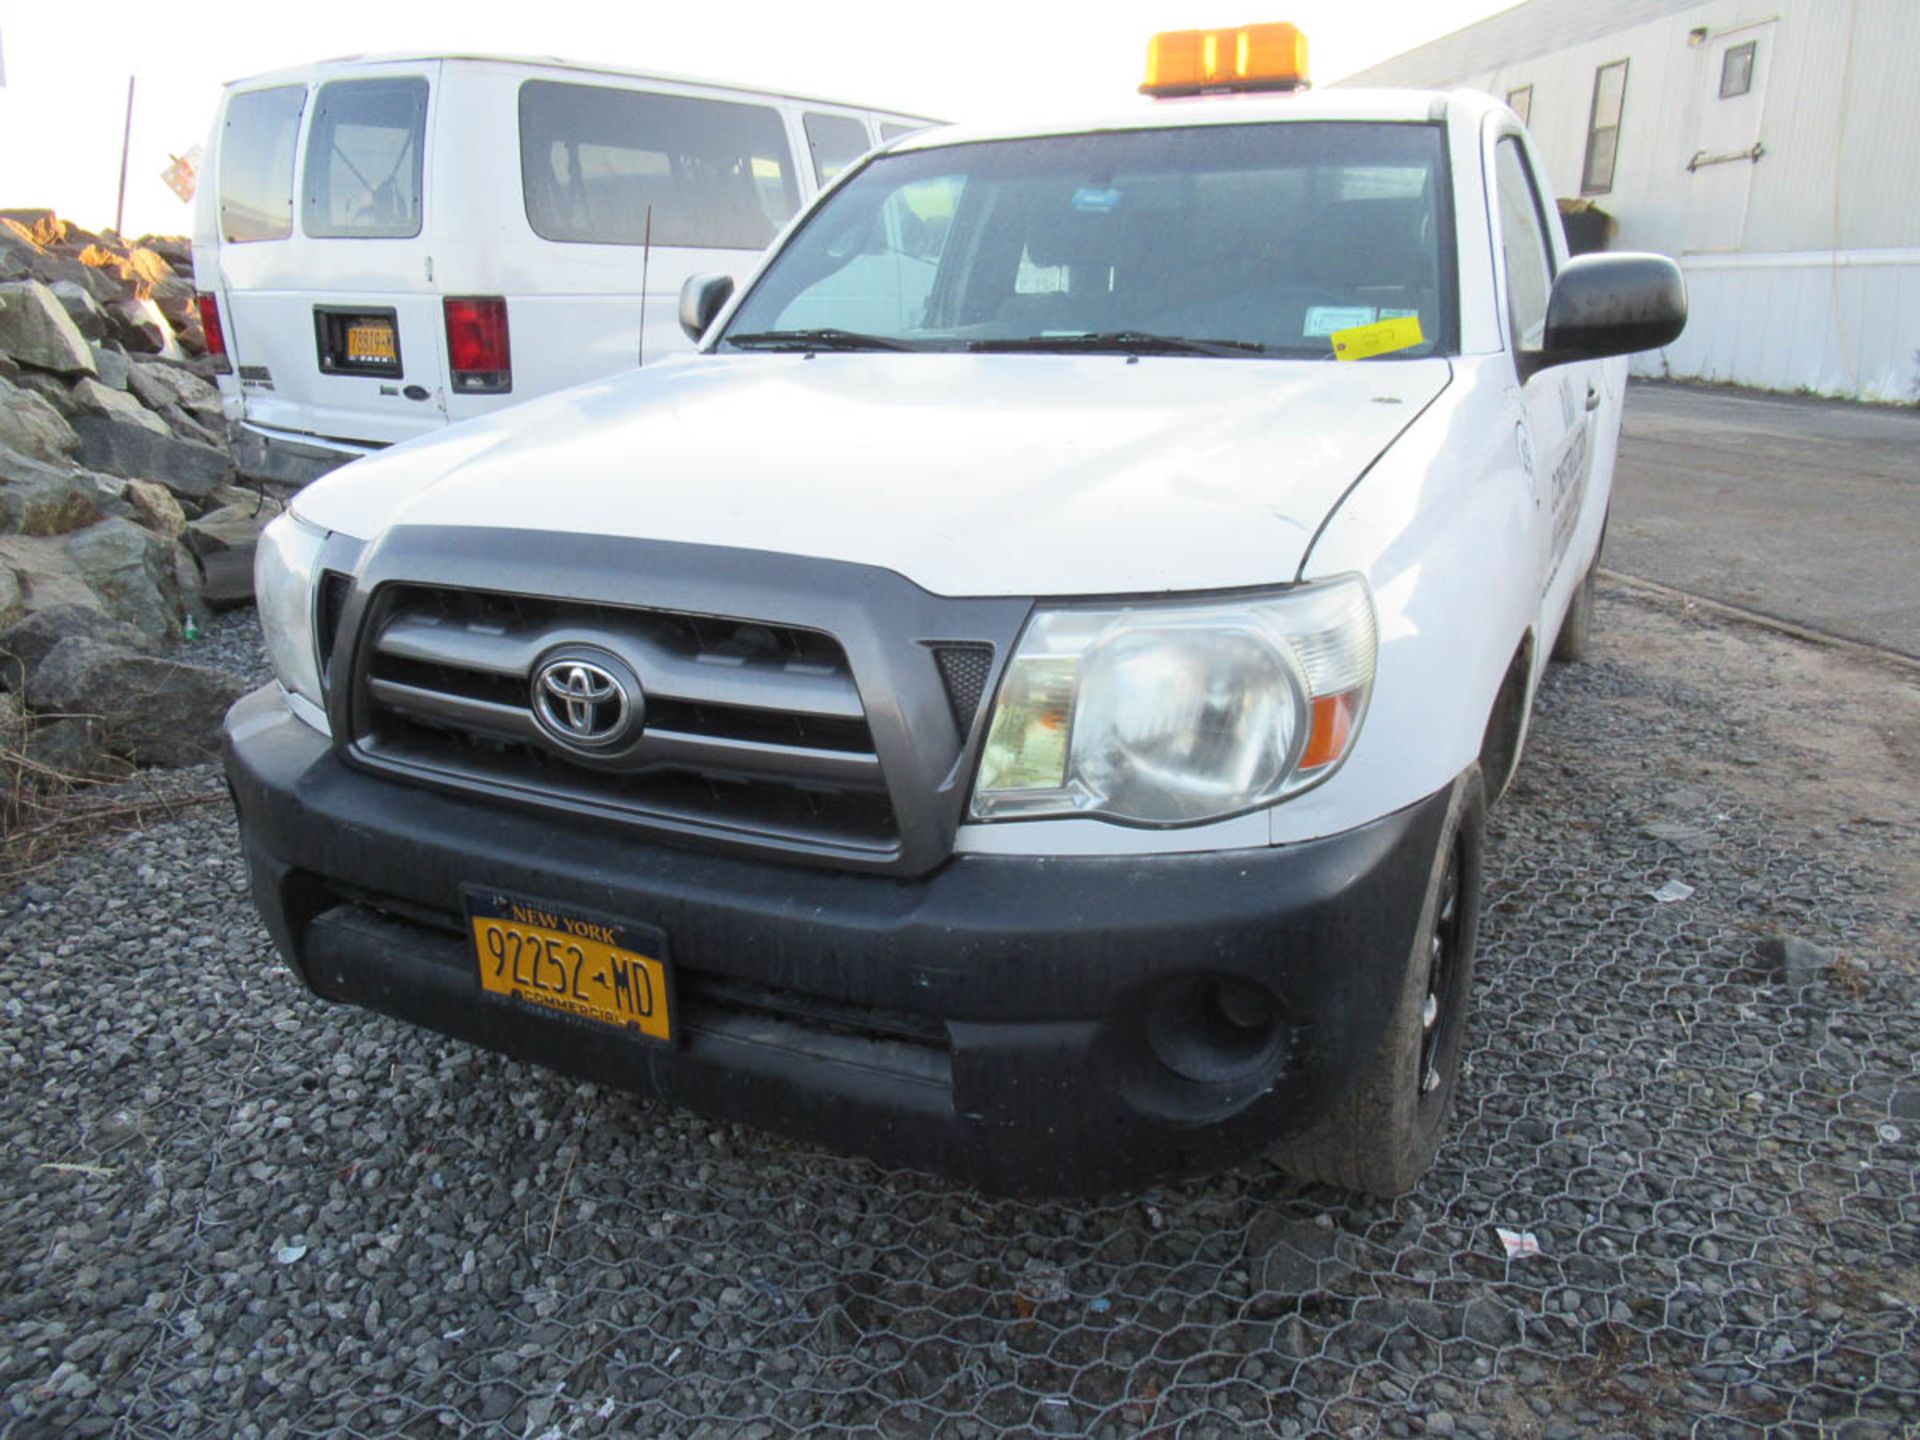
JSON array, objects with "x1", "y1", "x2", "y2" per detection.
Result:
[{"x1": 295, "y1": 352, "x2": 1449, "y2": 597}]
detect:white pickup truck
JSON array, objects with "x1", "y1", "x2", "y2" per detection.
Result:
[{"x1": 226, "y1": 29, "x2": 1685, "y2": 1196}]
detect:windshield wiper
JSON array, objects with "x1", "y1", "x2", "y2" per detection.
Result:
[
  {"x1": 724, "y1": 328, "x2": 918, "y2": 352},
  {"x1": 969, "y1": 331, "x2": 1266, "y2": 358}
]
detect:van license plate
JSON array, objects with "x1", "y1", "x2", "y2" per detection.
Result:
[
  {"x1": 465, "y1": 888, "x2": 673, "y2": 1044},
  {"x1": 345, "y1": 321, "x2": 397, "y2": 364}
]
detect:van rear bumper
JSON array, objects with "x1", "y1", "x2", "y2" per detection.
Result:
[{"x1": 230, "y1": 421, "x2": 382, "y2": 487}]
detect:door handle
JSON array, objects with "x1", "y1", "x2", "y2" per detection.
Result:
[{"x1": 1585, "y1": 383, "x2": 1603, "y2": 413}]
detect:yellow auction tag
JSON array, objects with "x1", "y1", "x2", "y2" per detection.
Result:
[{"x1": 1330, "y1": 314, "x2": 1424, "y2": 361}]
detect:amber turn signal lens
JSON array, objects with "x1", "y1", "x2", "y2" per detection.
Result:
[{"x1": 1299, "y1": 690, "x2": 1358, "y2": 771}]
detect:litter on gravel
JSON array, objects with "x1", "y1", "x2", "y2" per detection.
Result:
[{"x1": 1495, "y1": 1227, "x2": 1543, "y2": 1260}]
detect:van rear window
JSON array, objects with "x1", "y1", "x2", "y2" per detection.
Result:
[
  {"x1": 303, "y1": 77, "x2": 429, "y2": 239},
  {"x1": 519, "y1": 81, "x2": 800, "y2": 250},
  {"x1": 219, "y1": 86, "x2": 307, "y2": 243}
]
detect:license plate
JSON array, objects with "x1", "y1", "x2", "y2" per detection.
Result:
[
  {"x1": 345, "y1": 321, "x2": 397, "y2": 364},
  {"x1": 465, "y1": 888, "x2": 673, "y2": 1044}
]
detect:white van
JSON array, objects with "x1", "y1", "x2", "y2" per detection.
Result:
[{"x1": 191, "y1": 54, "x2": 933, "y2": 484}]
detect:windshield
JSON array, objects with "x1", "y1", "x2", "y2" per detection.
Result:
[{"x1": 720, "y1": 122, "x2": 1455, "y2": 359}]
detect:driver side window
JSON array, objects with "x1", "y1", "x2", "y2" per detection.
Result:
[{"x1": 1493, "y1": 137, "x2": 1555, "y2": 355}]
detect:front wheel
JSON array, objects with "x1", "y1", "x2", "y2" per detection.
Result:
[
  {"x1": 1551, "y1": 518, "x2": 1608, "y2": 664},
  {"x1": 1268, "y1": 767, "x2": 1486, "y2": 1195}
]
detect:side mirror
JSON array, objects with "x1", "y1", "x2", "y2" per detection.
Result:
[
  {"x1": 678, "y1": 273, "x2": 735, "y2": 344},
  {"x1": 1527, "y1": 252, "x2": 1686, "y2": 377}
]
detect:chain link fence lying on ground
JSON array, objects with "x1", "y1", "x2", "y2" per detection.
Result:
[{"x1": 0, "y1": 596, "x2": 1915, "y2": 1439}]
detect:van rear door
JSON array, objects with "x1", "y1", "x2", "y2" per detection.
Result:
[{"x1": 217, "y1": 65, "x2": 448, "y2": 449}]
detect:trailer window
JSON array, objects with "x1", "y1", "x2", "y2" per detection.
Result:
[
  {"x1": 1580, "y1": 60, "x2": 1628, "y2": 195},
  {"x1": 520, "y1": 81, "x2": 800, "y2": 249},
  {"x1": 302, "y1": 77, "x2": 428, "y2": 239},
  {"x1": 219, "y1": 86, "x2": 307, "y2": 243}
]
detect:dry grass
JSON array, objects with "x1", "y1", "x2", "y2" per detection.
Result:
[{"x1": 0, "y1": 723, "x2": 224, "y2": 886}]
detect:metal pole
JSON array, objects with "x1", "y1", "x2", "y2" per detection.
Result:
[{"x1": 114, "y1": 75, "x2": 135, "y2": 236}]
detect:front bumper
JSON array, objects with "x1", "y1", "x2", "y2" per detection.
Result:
[{"x1": 226, "y1": 685, "x2": 1450, "y2": 1195}]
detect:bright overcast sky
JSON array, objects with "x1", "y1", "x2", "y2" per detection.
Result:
[{"x1": 0, "y1": 0, "x2": 1510, "y2": 239}]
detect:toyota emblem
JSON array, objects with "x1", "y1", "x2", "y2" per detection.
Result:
[{"x1": 531, "y1": 652, "x2": 639, "y2": 752}]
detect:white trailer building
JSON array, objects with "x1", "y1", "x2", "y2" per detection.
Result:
[{"x1": 1339, "y1": 0, "x2": 1920, "y2": 403}]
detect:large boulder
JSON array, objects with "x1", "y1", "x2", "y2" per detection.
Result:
[
  {"x1": 0, "y1": 378, "x2": 81, "y2": 464},
  {"x1": 27, "y1": 635, "x2": 243, "y2": 766},
  {"x1": 150, "y1": 275, "x2": 196, "y2": 330},
  {"x1": 126, "y1": 248, "x2": 179, "y2": 290},
  {"x1": 134, "y1": 236, "x2": 193, "y2": 275},
  {"x1": 171, "y1": 308, "x2": 207, "y2": 357},
  {"x1": 0, "y1": 224, "x2": 123, "y2": 307},
  {"x1": 104, "y1": 296, "x2": 182, "y2": 358},
  {"x1": 0, "y1": 444, "x2": 100, "y2": 537},
  {"x1": 62, "y1": 516, "x2": 191, "y2": 641},
  {"x1": 123, "y1": 478, "x2": 186, "y2": 540},
  {"x1": 0, "y1": 534, "x2": 99, "y2": 622},
  {"x1": 0, "y1": 602, "x2": 157, "y2": 691},
  {"x1": 74, "y1": 243, "x2": 136, "y2": 285},
  {"x1": 70, "y1": 414, "x2": 232, "y2": 501},
  {"x1": 49, "y1": 280, "x2": 109, "y2": 342},
  {"x1": 0, "y1": 279, "x2": 98, "y2": 376},
  {"x1": 127, "y1": 362, "x2": 223, "y2": 445},
  {"x1": 185, "y1": 499, "x2": 274, "y2": 607},
  {"x1": 69, "y1": 377, "x2": 171, "y2": 436},
  {"x1": 0, "y1": 211, "x2": 57, "y2": 235},
  {"x1": 14, "y1": 370, "x2": 78, "y2": 417},
  {"x1": 128, "y1": 358, "x2": 222, "y2": 421},
  {"x1": 90, "y1": 345, "x2": 131, "y2": 391},
  {"x1": 24, "y1": 715, "x2": 120, "y2": 779},
  {"x1": 30, "y1": 217, "x2": 107, "y2": 254}
]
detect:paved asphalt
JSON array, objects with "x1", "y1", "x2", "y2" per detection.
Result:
[{"x1": 1607, "y1": 382, "x2": 1920, "y2": 658}]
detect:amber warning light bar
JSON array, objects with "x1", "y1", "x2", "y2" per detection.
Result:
[{"x1": 1141, "y1": 22, "x2": 1309, "y2": 98}]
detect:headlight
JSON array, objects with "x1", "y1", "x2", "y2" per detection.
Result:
[
  {"x1": 254, "y1": 512, "x2": 328, "y2": 717},
  {"x1": 971, "y1": 576, "x2": 1376, "y2": 825}
]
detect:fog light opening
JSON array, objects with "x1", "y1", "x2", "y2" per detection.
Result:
[{"x1": 1147, "y1": 976, "x2": 1288, "y2": 1086}]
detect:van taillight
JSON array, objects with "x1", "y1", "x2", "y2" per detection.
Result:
[
  {"x1": 196, "y1": 293, "x2": 231, "y2": 375},
  {"x1": 444, "y1": 296, "x2": 511, "y2": 394}
]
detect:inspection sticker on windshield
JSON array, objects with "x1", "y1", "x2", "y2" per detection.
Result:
[
  {"x1": 1304, "y1": 306, "x2": 1377, "y2": 337},
  {"x1": 1331, "y1": 313, "x2": 1425, "y2": 361}
]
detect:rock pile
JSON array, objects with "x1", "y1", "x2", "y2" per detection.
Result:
[
  {"x1": 2, "y1": 210, "x2": 278, "y2": 773},
  {"x1": 0, "y1": 209, "x2": 206, "y2": 360}
]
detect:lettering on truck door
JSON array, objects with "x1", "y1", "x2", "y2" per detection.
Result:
[{"x1": 1491, "y1": 133, "x2": 1591, "y2": 592}]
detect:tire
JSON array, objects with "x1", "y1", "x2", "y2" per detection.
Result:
[
  {"x1": 1552, "y1": 513, "x2": 1609, "y2": 664},
  {"x1": 1269, "y1": 766, "x2": 1486, "y2": 1195}
]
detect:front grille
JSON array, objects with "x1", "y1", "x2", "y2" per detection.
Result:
[{"x1": 352, "y1": 585, "x2": 899, "y2": 856}]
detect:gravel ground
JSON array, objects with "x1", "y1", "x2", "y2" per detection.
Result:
[{"x1": 1, "y1": 588, "x2": 1915, "y2": 1439}]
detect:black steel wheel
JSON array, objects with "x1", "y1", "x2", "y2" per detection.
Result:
[{"x1": 1269, "y1": 765, "x2": 1485, "y2": 1196}]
